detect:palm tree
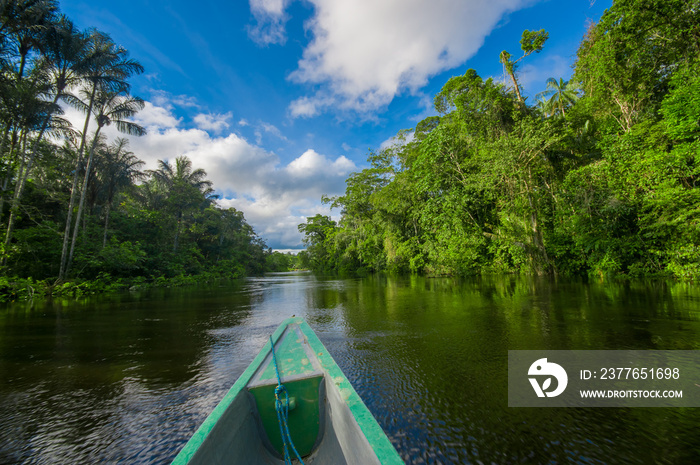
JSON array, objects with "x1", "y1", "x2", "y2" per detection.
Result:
[
  {"x1": 58, "y1": 30, "x2": 143, "y2": 279},
  {"x1": 64, "y1": 87, "x2": 145, "y2": 276},
  {"x1": 0, "y1": 0, "x2": 58, "y2": 81},
  {"x1": 3, "y1": 17, "x2": 91, "y2": 252},
  {"x1": 535, "y1": 78, "x2": 580, "y2": 117},
  {"x1": 69, "y1": 29, "x2": 143, "y2": 157},
  {"x1": 135, "y1": 176, "x2": 167, "y2": 211},
  {"x1": 0, "y1": 72, "x2": 58, "y2": 252},
  {"x1": 535, "y1": 95, "x2": 554, "y2": 118},
  {"x1": 149, "y1": 156, "x2": 215, "y2": 253},
  {"x1": 0, "y1": 0, "x2": 57, "y2": 224},
  {"x1": 95, "y1": 137, "x2": 144, "y2": 247}
]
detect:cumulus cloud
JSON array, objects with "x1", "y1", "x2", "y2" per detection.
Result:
[
  {"x1": 131, "y1": 101, "x2": 182, "y2": 130},
  {"x1": 65, "y1": 93, "x2": 353, "y2": 249},
  {"x1": 286, "y1": 149, "x2": 354, "y2": 178},
  {"x1": 193, "y1": 111, "x2": 232, "y2": 134},
  {"x1": 281, "y1": 0, "x2": 530, "y2": 117}
]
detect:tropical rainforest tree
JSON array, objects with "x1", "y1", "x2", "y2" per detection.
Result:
[
  {"x1": 499, "y1": 29, "x2": 548, "y2": 104},
  {"x1": 58, "y1": 29, "x2": 144, "y2": 279},
  {"x1": 3, "y1": 16, "x2": 89, "y2": 258},
  {"x1": 299, "y1": 1, "x2": 700, "y2": 281},
  {"x1": 148, "y1": 155, "x2": 215, "y2": 253},
  {"x1": 95, "y1": 137, "x2": 144, "y2": 247},
  {"x1": 0, "y1": 0, "x2": 272, "y2": 289},
  {"x1": 61, "y1": 87, "x2": 145, "y2": 277},
  {"x1": 535, "y1": 78, "x2": 579, "y2": 117}
]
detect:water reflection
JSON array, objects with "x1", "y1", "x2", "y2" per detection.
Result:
[{"x1": 0, "y1": 274, "x2": 699, "y2": 464}]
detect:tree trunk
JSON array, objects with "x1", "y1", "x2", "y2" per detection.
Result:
[
  {"x1": 66, "y1": 128, "x2": 102, "y2": 277},
  {"x1": 0, "y1": 127, "x2": 21, "y2": 223},
  {"x1": 0, "y1": 129, "x2": 30, "y2": 266},
  {"x1": 511, "y1": 75, "x2": 523, "y2": 103},
  {"x1": 0, "y1": 122, "x2": 12, "y2": 223},
  {"x1": 102, "y1": 201, "x2": 111, "y2": 248},
  {"x1": 526, "y1": 169, "x2": 550, "y2": 273},
  {"x1": 173, "y1": 211, "x2": 182, "y2": 253},
  {"x1": 59, "y1": 85, "x2": 97, "y2": 280},
  {"x1": 58, "y1": 154, "x2": 83, "y2": 280},
  {"x1": 4, "y1": 93, "x2": 60, "y2": 259}
]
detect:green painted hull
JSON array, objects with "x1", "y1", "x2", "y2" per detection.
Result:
[{"x1": 172, "y1": 317, "x2": 403, "y2": 464}]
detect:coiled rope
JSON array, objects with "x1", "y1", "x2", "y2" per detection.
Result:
[{"x1": 269, "y1": 335, "x2": 305, "y2": 465}]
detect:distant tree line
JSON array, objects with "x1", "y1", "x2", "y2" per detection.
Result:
[
  {"x1": 299, "y1": 0, "x2": 700, "y2": 280},
  {"x1": 0, "y1": 0, "x2": 291, "y2": 290}
]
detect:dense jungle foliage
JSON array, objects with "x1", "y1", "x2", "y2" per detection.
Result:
[
  {"x1": 0, "y1": 0, "x2": 294, "y2": 298},
  {"x1": 298, "y1": 0, "x2": 700, "y2": 280}
]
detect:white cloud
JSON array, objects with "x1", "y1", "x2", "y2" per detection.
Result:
[
  {"x1": 150, "y1": 90, "x2": 200, "y2": 110},
  {"x1": 64, "y1": 95, "x2": 353, "y2": 249},
  {"x1": 286, "y1": 149, "x2": 354, "y2": 178},
  {"x1": 288, "y1": 96, "x2": 324, "y2": 118},
  {"x1": 281, "y1": 0, "x2": 530, "y2": 116},
  {"x1": 379, "y1": 131, "x2": 415, "y2": 152},
  {"x1": 193, "y1": 112, "x2": 232, "y2": 134},
  {"x1": 132, "y1": 101, "x2": 182, "y2": 130},
  {"x1": 254, "y1": 121, "x2": 288, "y2": 145},
  {"x1": 247, "y1": 0, "x2": 292, "y2": 45},
  {"x1": 260, "y1": 122, "x2": 288, "y2": 141}
]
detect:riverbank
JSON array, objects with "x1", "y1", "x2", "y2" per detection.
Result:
[
  {"x1": 0, "y1": 270, "x2": 247, "y2": 302},
  {"x1": 1, "y1": 265, "x2": 686, "y2": 303}
]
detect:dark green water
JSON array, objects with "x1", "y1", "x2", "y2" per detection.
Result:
[{"x1": 1, "y1": 273, "x2": 699, "y2": 464}]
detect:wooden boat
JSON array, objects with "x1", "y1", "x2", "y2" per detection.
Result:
[{"x1": 172, "y1": 317, "x2": 403, "y2": 464}]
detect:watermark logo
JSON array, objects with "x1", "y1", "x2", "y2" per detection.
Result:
[
  {"x1": 510, "y1": 351, "x2": 698, "y2": 407},
  {"x1": 528, "y1": 358, "x2": 568, "y2": 397}
]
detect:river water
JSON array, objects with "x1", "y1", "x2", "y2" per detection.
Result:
[{"x1": 0, "y1": 273, "x2": 699, "y2": 464}]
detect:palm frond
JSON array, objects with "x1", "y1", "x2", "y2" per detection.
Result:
[
  {"x1": 113, "y1": 120, "x2": 145, "y2": 136},
  {"x1": 60, "y1": 91, "x2": 89, "y2": 113}
]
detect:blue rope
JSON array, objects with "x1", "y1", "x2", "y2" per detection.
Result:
[{"x1": 269, "y1": 335, "x2": 305, "y2": 465}]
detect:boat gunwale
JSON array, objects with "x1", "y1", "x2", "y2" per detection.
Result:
[{"x1": 171, "y1": 316, "x2": 403, "y2": 464}]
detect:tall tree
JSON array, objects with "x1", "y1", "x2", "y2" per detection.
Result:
[
  {"x1": 574, "y1": 0, "x2": 700, "y2": 132},
  {"x1": 64, "y1": 87, "x2": 145, "y2": 276},
  {"x1": 95, "y1": 137, "x2": 144, "y2": 247},
  {"x1": 58, "y1": 30, "x2": 143, "y2": 279},
  {"x1": 0, "y1": 0, "x2": 57, "y2": 226},
  {"x1": 499, "y1": 29, "x2": 548, "y2": 104},
  {"x1": 3, "y1": 17, "x2": 91, "y2": 255},
  {"x1": 535, "y1": 78, "x2": 579, "y2": 117},
  {"x1": 0, "y1": 0, "x2": 57, "y2": 81},
  {"x1": 148, "y1": 156, "x2": 215, "y2": 253}
]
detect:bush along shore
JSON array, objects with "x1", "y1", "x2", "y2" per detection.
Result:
[
  {"x1": 0, "y1": 274, "x2": 228, "y2": 302},
  {"x1": 0, "y1": 249, "x2": 298, "y2": 302}
]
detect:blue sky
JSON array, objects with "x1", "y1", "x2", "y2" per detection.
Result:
[{"x1": 59, "y1": 0, "x2": 611, "y2": 250}]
